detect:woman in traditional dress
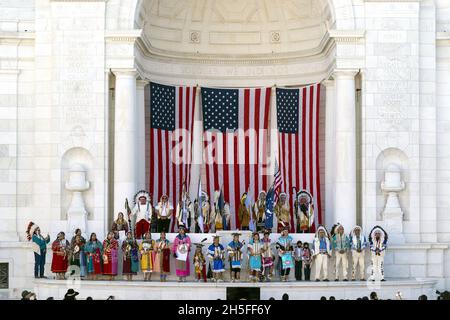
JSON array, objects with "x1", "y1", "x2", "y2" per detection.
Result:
[
  {"x1": 111, "y1": 212, "x2": 129, "y2": 240},
  {"x1": 276, "y1": 227, "x2": 294, "y2": 282},
  {"x1": 122, "y1": 231, "x2": 139, "y2": 280},
  {"x1": 139, "y1": 232, "x2": 154, "y2": 281},
  {"x1": 68, "y1": 234, "x2": 85, "y2": 278},
  {"x1": 248, "y1": 232, "x2": 263, "y2": 282},
  {"x1": 208, "y1": 235, "x2": 226, "y2": 282},
  {"x1": 102, "y1": 231, "x2": 119, "y2": 280},
  {"x1": 261, "y1": 229, "x2": 275, "y2": 281},
  {"x1": 172, "y1": 225, "x2": 191, "y2": 282},
  {"x1": 51, "y1": 231, "x2": 70, "y2": 280},
  {"x1": 70, "y1": 229, "x2": 87, "y2": 278},
  {"x1": 85, "y1": 233, "x2": 102, "y2": 280},
  {"x1": 153, "y1": 231, "x2": 171, "y2": 282}
]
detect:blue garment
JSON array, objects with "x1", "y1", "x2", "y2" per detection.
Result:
[
  {"x1": 32, "y1": 234, "x2": 49, "y2": 278},
  {"x1": 248, "y1": 239, "x2": 262, "y2": 271},
  {"x1": 208, "y1": 244, "x2": 225, "y2": 272},
  {"x1": 32, "y1": 234, "x2": 50, "y2": 253},
  {"x1": 34, "y1": 251, "x2": 46, "y2": 278},
  {"x1": 319, "y1": 238, "x2": 327, "y2": 251},
  {"x1": 85, "y1": 240, "x2": 103, "y2": 273},
  {"x1": 277, "y1": 235, "x2": 294, "y2": 270}
]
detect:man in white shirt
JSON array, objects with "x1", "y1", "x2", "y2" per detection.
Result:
[{"x1": 156, "y1": 195, "x2": 173, "y2": 233}]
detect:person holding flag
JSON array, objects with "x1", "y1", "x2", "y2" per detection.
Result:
[
  {"x1": 238, "y1": 192, "x2": 251, "y2": 230},
  {"x1": 265, "y1": 186, "x2": 275, "y2": 232}
]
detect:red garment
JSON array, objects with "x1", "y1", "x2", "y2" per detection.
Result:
[
  {"x1": 51, "y1": 240, "x2": 69, "y2": 273},
  {"x1": 162, "y1": 248, "x2": 171, "y2": 273},
  {"x1": 135, "y1": 219, "x2": 150, "y2": 239},
  {"x1": 102, "y1": 239, "x2": 119, "y2": 275},
  {"x1": 92, "y1": 248, "x2": 102, "y2": 274}
]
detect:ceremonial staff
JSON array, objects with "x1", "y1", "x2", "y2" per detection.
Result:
[{"x1": 125, "y1": 198, "x2": 134, "y2": 239}]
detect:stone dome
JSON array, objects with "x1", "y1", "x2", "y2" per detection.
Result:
[{"x1": 136, "y1": 0, "x2": 333, "y2": 60}]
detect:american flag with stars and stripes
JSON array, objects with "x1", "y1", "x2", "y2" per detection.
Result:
[
  {"x1": 149, "y1": 82, "x2": 197, "y2": 232},
  {"x1": 276, "y1": 84, "x2": 322, "y2": 232},
  {"x1": 273, "y1": 158, "x2": 283, "y2": 204},
  {"x1": 202, "y1": 87, "x2": 271, "y2": 230}
]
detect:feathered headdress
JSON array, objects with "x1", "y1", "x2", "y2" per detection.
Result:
[
  {"x1": 369, "y1": 225, "x2": 388, "y2": 244},
  {"x1": 315, "y1": 224, "x2": 329, "y2": 238},
  {"x1": 26, "y1": 221, "x2": 38, "y2": 241},
  {"x1": 133, "y1": 190, "x2": 151, "y2": 205}
]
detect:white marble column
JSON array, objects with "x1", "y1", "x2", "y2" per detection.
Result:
[
  {"x1": 112, "y1": 69, "x2": 138, "y2": 218},
  {"x1": 333, "y1": 70, "x2": 358, "y2": 230},
  {"x1": 189, "y1": 87, "x2": 202, "y2": 201},
  {"x1": 322, "y1": 79, "x2": 336, "y2": 230},
  {"x1": 136, "y1": 79, "x2": 148, "y2": 191}
]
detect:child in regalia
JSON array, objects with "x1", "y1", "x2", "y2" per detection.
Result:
[
  {"x1": 208, "y1": 235, "x2": 225, "y2": 282},
  {"x1": 248, "y1": 232, "x2": 263, "y2": 282},
  {"x1": 302, "y1": 242, "x2": 313, "y2": 281},
  {"x1": 261, "y1": 229, "x2": 274, "y2": 282},
  {"x1": 193, "y1": 244, "x2": 207, "y2": 282},
  {"x1": 227, "y1": 233, "x2": 243, "y2": 282}
]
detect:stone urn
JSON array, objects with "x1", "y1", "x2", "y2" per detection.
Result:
[
  {"x1": 380, "y1": 163, "x2": 405, "y2": 243},
  {"x1": 65, "y1": 163, "x2": 90, "y2": 236}
]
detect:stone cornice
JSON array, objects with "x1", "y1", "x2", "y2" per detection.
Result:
[
  {"x1": 364, "y1": 0, "x2": 419, "y2": 2},
  {"x1": 50, "y1": 0, "x2": 107, "y2": 2},
  {"x1": 105, "y1": 29, "x2": 143, "y2": 43},
  {"x1": 135, "y1": 32, "x2": 336, "y2": 66},
  {"x1": 0, "y1": 31, "x2": 35, "y2": 43},
  {"x1": 437, "y1": 32, "x2": 450, "y2": 45},
  {"x1": 328, "y1": 29, "x2": 365, "y2": 43}
]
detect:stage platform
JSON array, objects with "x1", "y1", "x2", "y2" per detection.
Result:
[{"x1": 32, "y1": 278, "x2": 437, "y2": 300}]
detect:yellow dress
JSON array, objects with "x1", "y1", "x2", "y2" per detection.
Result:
[{"x1": 139, "y1": 240, "x2": 154, "y2": 272}]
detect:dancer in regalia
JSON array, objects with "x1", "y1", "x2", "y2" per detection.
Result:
[
  {"x1": 176, "y1": 183, "x2": 193, "y2": 231},
  {"x1": 85, "y1": 233, "x2": 102, "y2": 280},
  {"x1": 130, "y1": 191, "x2": 152, "y2": 239},
  {"x1": 349, "y1": 225, "x2": 367, "y2": 281},
  {"x1": 111, "y1": 212, "x2": 129, "y2": 240},
  {"x1": 238, "y1": 193, "x2": 251, "y2": 230},
  {"x1": 68, "y1": 233, "x2": 85, "y2": 278},
  {"x1": 193, "y1": 243, "x2": 207, "y2": 282},
  {"x1": 248, "y1": 232, "x2": 263, "y2": 282},
  {"x1": 368, "y1": 225, "x2": 388, "y2": 281},
  {"x1": 27, "y1": 222, "x2": 50, "y2": 279},
  {"x1": 51, "y1": 231, "x2": 70, "y2": 280},
  {"x1": 102, "y1": 231, "x2": 119, "y2": 280},
  {"x1": 227, "y1": 233, "x2": 243, "y2": 282},
  {"x1": 208, "y1": 235, "x2": 226, "y2": 282},
  {"x1": 153, "y1": 231, "x2": 171, "y2": 282},
  {"x1": 172, "y1": 225, "x2": 191, "y2": 282},
  {"x1": 276, "y1": 227, "x2": 294, "y2": 281},
  {"x1": 253, "y1": 191, "x2": 266, "y2": 232},
  {"x1": 274, "y1": 193, "x2": 290, "y2": 233},
  {"x1": 156, "y1": 195, "x2": 173, "y2": 233},
  {"x1": 261, "y1": 229, "x2": 275, "y2": 281},
  {"x1": 331, "y1": 224, "x2": 350, "y2": 281},
  {"x1": 294, "y1": 190, "x2": 314, "y2": 233},
  {"x1": 122, "y1": 231, "x2": 139, "y2": 280},
  {"x1": 302, "y1": 242, "x2": 313, "y2": 281},
  {"x1": 313, "y1": 225, "x2": 331, "y2": 281},
  {"x1": 139, "y1": 232, "x2": 154, "y2": 281}
]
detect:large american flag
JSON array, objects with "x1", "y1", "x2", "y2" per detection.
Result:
[
  {"x1": 276, "y1": 84, "x2": 322, "y2": 232},
  {"x1": 202, "y1": 87, "x2": 271, "y2": 229},
  {"x1": 149, "y1": 82, "x2": 197, "y2": 232}
]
